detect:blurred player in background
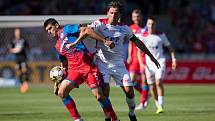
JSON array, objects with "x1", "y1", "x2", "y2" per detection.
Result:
[
  {"x1": 127, "y1": 9, "x2": 150, "y2": 110},
  {"x1": 44, "y1": 18, "x2": 120, "y2": 121},
  {"x1": 89, "y1": 1, "x2": 160, "y2": 121},
  {"x1": 9, "y1": 28, "x2": 30, "y2": 93},
  {"x1": 138, "y1": 17, "x2": 177, "y2": 114}
]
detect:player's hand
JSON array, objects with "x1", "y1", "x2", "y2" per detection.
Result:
[
  {"x1": 66, "y1": 43, "x2": 76, "y2": 49},
  {"x1": 104, "y1": 40, "x2": 115, "y2": 49},
  {"x1": 54, "y1": 82, "x2": 61, "y2": 96},
  {"x1": 172, "y1": 60, "x2": 177, "y2": 70},
  {"x1": 150, "y1": 57, "x2": 160, "y2": 69}
]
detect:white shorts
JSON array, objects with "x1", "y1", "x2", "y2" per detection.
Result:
[
  {"x1": 145, "y1": 59, "x2": 166, "y2": 84},
  {"x1": 96, "y1": 60, "x2": 133, "y2": 86}
]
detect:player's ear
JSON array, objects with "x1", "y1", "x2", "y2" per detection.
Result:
[{"x1": 55, "y1": 23, "x2": 59, "y2": 28}]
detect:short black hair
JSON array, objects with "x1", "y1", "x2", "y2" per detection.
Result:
[
  {"x1": 132, "y1": 9, "x2": 142, "y2": 14},
  {"x1": 43, "y1": 18, "x2": 59, "y2": 29},
  {"x1": 147, "y1": 16, "x2": 157, "y2": 23},
  {"x1": 107, "y1": 0, "x2": 123, "y2": 13}
]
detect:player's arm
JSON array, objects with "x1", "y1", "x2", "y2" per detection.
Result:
[
  {"x1": 166, "y1": 45, "x2": 177, "y2": 70},
  {"x1": 127, "y1": 41, "x2": 132, "y2": 64},
  {"x1": 84, "y1": 27, "x2": 115, "y2": 49},
  {"x1": 59, "y1": 54, "x2": 68, "y2": 73},
  {"x1": 66, "y1": 27, "x2": 88, "y2": 49},
  {"x1": 9, "y1": 47, "x2": 22, "y2": 53},
  {"x1": 130, "y1": 35, "x2": 160, "y2": 69},
  {"x1": 67, "y1": 27, "x2": 115, "y2": 49},
  {"x1": 54, "y1": 54, "x2": 68, "y2": 96},
  {"x1": 137, "y1": 48, "x2": 145, "y2": 71}
]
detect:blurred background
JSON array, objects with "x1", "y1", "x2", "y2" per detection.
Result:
[{"x1": 0, "y1": 0, "x2": 215, "y2": 84}]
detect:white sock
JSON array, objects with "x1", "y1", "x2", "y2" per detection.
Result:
[
  {"x1": 126, "y1": 97, "x2": 136, "y2": 115},
  {"x1": 75, "y1": 118, "x2": 84, "y2": 121},
  {"x1": 158, "y1": 96, "x2": 164, "y2": 107},
  {"x1": 155, "y1": 100, "x2": 161, "y2": 108}
]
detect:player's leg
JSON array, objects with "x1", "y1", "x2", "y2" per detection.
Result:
[
  {"x1": 91, "y1": 87, "x2": 119, "y2": 121},
  {"x1": 120, "y1": 85, "x2": 137, "y2": 121},
  {"x1": 86, "y1": 71, "x2": 119, "y2": 121},
  {"x1": 112, "y1": 64, "x2": 137, "y2": 121},
  {"x1": 131, "y1": 73, "x2": 142, "y2": 93},
  {"x1": 154, "y1": 79, "x2": 164, "y2": 114},
  {"x1": 135, "y1": 72, "x2": 149, "y2": 110},
  {"x1": 155, "y1": 66, "x2": 166, "y2": 114},
  {"x1": 94, "y1": 62, "x2": 115, "y2": 120},
  {"x1": 15, "y1": 62, "x2": 25, "y2": 93},
  {"x1": 58, "y1": 72, "x2": 84, "y2": 121},
  {"x1": 20, "y1": 62, "x2": 29, "y2": 93},
  {"x1": 129, "y1": 62, "x2": 142, "y2": 94},
  {"x1": 145, "y1": 67, "x2": 161, "y2": 112}
]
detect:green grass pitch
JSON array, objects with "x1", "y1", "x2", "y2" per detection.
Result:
[{"x1": 0, "y1": 84, "x2": 215, "y2": 121}]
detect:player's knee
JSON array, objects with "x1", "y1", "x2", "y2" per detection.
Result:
[
  {"x1": 156, "y1": 80, "x2": 162, "y2": 87},
  {"x1": 58, "y1": 90, "x2": 69, "y2": 98},
  {"x1": 125, "y1": 87, "x2": 134, "y2": 98}
]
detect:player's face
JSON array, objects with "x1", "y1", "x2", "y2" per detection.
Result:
[
  {"x1": 107, "y1": 7, "x2": 120, "y2": 24},
  {"x1": 45, "y1": 24, "x2": 58, "y2": 37},
  {"x1": 132, "y1": 13, "x2": 142, "y2": 25},
  {"x1": 146, "y1": 19, "x2": 156, "y2": 32},
  {"x1": 14, "y1": 28, "x2": 21, "y2": 40}
]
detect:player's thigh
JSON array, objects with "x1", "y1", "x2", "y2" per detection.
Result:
[
  {"x1": 85, "y1": 70, "x2": 104, "y2": 89},
  {"x1": 96, "y1": 63, "x2": 111, "y2": 84},
  {"x1": 155, "y1": 67, "x2": 165, "y2": 85},
  {"x1": 58, "y1": 79, "x2": 77, "y2": 98},
  {"x1": 130, "y1": 72, "x2": 140, "y2": 82},
  {"x1": 145, "y1": 66, "x2": 156, "y2": 85},
  {"x1": 67, "y1": 70, "x2": 84, "y2": 87},
  {"x1": 112, "y1": 65, "x2": 133, "y2": 87}
]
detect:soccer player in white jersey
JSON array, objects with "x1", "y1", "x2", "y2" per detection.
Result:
[
  {"x1": 89, "y1": 1, "x2": 160, "y2": 121},
  {"x1": 138, "y1": 17, "x2": 177, "y2": 114}
]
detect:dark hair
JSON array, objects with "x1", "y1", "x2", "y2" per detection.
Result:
[
  {"x1": 107, "y1": 0, "x2": 123, "y2": 13},
  {"x1": 147, "y1": 16, "x2": 157, "y2": 23},
  {"x1": 132, "y1": 9, "x2": 142, "y2": 14},
  {"x1": 43, "y1": 18, "x2": 59, "y2": 29}
]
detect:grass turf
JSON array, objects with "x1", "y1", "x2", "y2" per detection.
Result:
[{"x1": 0, "y1": 84, "x2": 215, "y2": 121}]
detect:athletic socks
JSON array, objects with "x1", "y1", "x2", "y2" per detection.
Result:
[
  {"x1": 98, "y1": 97, "x2": 118, "y2": 121},
  {"x1": 158, "y1": 96, "x2": 164, "y2": 107},
  {"x1": 140, "y1": 85, "x2": 149, "y2": 105},
  {"x1": 63, "y1": 95, "x2": 81, "y2": 120}
]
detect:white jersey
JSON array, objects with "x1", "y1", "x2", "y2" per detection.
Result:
[
  {"x1": 90, "y1": 18, "x2": 133, "y2": 66},
  {"x1": 140, "y1": 31, "x2": 170, "y2": 62},
  {"x1": 140, "y1": 31, "x2": 170, "y2": 82}
]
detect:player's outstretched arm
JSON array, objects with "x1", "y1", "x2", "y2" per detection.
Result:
[
  {"x1": 85, "y1": 27, "x2": 115, "y2": 49},
  {"x1": 66, "y1": 27, "x2": 115, "y2": 49},
  {"x1": 9, "y1": 47, "x2": 22, "y2": 53},
  {"x1": 130, "y1": 34, "x2": 160, "y2": 69},
  {"x1": 66, "y1": 27, "x2": 88, "y2": 49}
]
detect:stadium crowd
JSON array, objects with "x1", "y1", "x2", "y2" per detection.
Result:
[{"x1": 0, "y1": 0, "x2": 215, "y2": 60}]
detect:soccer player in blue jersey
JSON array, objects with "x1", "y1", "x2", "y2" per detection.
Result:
[{"x1": 44, "y1": 18, "x2": 119, "y2": 121}]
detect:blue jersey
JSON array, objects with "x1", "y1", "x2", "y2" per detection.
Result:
[{"x1": 55, "y1": 24, "x2": 89, "y2": 62}]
